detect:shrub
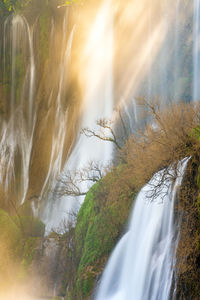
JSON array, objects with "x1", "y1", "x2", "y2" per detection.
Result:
[{"x1": 123, "y1": 102, "x2": 200, "y2": 189}]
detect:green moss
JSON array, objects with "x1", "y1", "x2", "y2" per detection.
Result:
[
  {"x1": 12, "y1": 215, "x2": 45, "y2": 237},
  {"x1": 66, "y1": 294, "x2": 71, "y2": 300},
  {"x1": 18, "y1": 237, "x2": 39, "y2": 280},
  {"x1": 82, "y1": 271, "x2": 95, "y2": 297},
  {"x1": 75, "y1": 183, "x2": 99, "y2": 259},
  {"x1": 21, "y1": 237, "x2": 38, "y2": 268},
  {"x1": 196, "y1": 164, "x2": 200, "y2": 221},
  {"x1": 191, "y1": 125, "x2": 200, "y2": 143},
  {"x1": 0, "y1": 209, "x2": 21, "y2": 250},
  {"x1": 73, "y1": 168, "x2": 136, "y2": 298},
  {"x1": 0, "y1": 0, "x2": 31, "y2": 13}
]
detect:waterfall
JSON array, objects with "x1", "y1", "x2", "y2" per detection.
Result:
[
  {"x1": 0, "y1": 3, "x2": 114, "y2": 232},
  {"x1": 157, "y1": 0, "x2": 170, "y2": 104},
  {"x1": 173, "y1": 0, "x2": 181, "y2": 100},
  {"x1": 95, "y1": 158, "x2": 189, "y2": 300},
  {"x1": 0, "y1": 14, "x2": 36, "y2": 205},
  {"x1": 0, "y1": 0, "x2": 198, "y2": 233},
  {"x1": 38, "y1": 22, "x2": 75, "y2": 209},
  {"x1": 193, "y1": 0, "x2": 200, "y2": 102},
  {"x1": 41, "y1": 1, "x2": 114, "y2": 232}
]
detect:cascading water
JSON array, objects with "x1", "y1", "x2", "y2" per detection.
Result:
[
  {"x1": 41, "y1": 1, "x2": 114, "y2": 231},
  {"x1": 173, "y1": 0, "x2": 181, "y2": 100},
  {"x1": 157, "y1": 0, "x2": 170, "y2": 104},
  {"x1": 193, "y1": 0, "x2": 200, "y2": 102},
  {"x1": 0, "y1": 14, "x2": 36, "y2": 205},
  {"x1": 0, "y1": 0, "x2": 200, "y2": 298},
  {"x1": 0, "y1": 0, "x2": 198, "y2": 232},
  {"x1": 37, "y1": 18, "x2": 75, "y2": 218},
  {"x1": 120, "y1": 0, "x2": 194, "y2": 136},
  {"x1": 0, "y1": 3, "x2": 114, "y2": 233},
  {"x1": 95, "y1": 158, "x2": 189, "y2": 300}
]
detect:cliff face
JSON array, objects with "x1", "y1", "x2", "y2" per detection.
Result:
[
  {"x1": 0, "y1": 0, "x2": 81, "y2": 217},
  {"x1": 1, "y1": 1, "x2": 200, "y2": 299},
  {"x1": 0, "y1": 0, "x2": 196, "y2": 218},
  {"x1": 42, "y1": 158, "x2": 200, "y2": 300},
  {"x1": 24, "y1": 236, "x2": 69, "y2": 298},
  {"x1": 0, "y1": 156, "x2": 197, "y2": 300},
  {"x1": 176, "y1": 158, "x2": 200, "y2": 299},
  {"x1": 51, "y1": 165, "x2": 137, "y2": 300}
]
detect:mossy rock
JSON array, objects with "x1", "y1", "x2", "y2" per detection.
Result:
[
  {"x1": 12, "y1": 215, "x2": 45, "y2": 237},
  {"x1": 18, "y1": 236, "x2": 40, "y2": 280},
  {"x1": 73, "y1": 169, "x2": 136, "y2": 299},
  {"x1": 21, "y1": 237, "x2": 38, "y2": 268}
]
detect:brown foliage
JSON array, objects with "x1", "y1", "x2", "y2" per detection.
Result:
[
  {"x1": 122, "y1": 102, "x2": 200, "y2": 190},
  {"x1": 59, "y1": 102, "x2": 200, "y2": 299}
]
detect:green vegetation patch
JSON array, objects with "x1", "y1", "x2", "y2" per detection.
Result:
[
  {"x1": 74, "y1": 166, "x2": 136, "y2": 298},
  {"x1": 0, "y1": 209, "x2": 21, "y2": 250},
  {"x1": 0, "y1": 0, "x2": 32, "y2": 13},
  {"x1": 21, "y1": 237, "x2": 38, "y2": 268},
  {"x1": 12, "y1": 215, "x2": 45, "y2": 237}
]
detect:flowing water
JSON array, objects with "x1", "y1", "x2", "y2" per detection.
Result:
[
  {"x1": 0, "y1": 0, "x2": 199, "y2": 298},
  {"x1": 37, "y1": 20, "x2": 76, "y2": 224},
  {"x1": 41, "y1": 0, "x2": 114, "y2": 231},
  {"x1": 0, "y1": 0, "x2": 198, "y2": 232},
  {"x1": 193, "y1": 0, "x2": 200, "y2": 101},
  {"x1": 95, "y1": 159, "x2": 189, "y2": 300},
  {"x1": 1, "y1": 14, "x2": 36, "y2": 205}
]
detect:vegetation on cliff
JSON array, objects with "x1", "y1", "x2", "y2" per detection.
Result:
[
  {"x1": 0, "y1": 0, "x2": 200, "y2": 298},
  {"x1": 60, "y1": 167, "x2": 135, "y2": 299},
  {"x1": 54, "y1": 102, "x2": 200, "y2": 299},
  {"x1": 175, "y1": 128, "x2": 200, "y2": 299},
  {"x1": 0, "y1": 0, "x2": 31, "y2": 13}
]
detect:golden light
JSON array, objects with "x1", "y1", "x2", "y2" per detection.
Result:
[
  {"x1": 78, "y1": 0, "x2": 113, "y2": 111},
  {"x1": 73, "y1": 0, "x2": 176, "y2": 111}
]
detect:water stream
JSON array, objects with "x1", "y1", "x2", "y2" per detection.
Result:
[
  {"x1": 1, "y1": 14, "x2": 36, "y2": 205},
  {"x1": 0, "y1": 0, "x2": 198, "y2": 232},
  {"x1": 41, "y1": 0, "x2": 114, "y2": 231},
  {"x1": 0, "y1": 0, "x2": 199, "y2": 298},
  {"x1": 95, "y1": 159, "x2": 189, "y2": 300},
  {"x1": 193, "y1": 0, "x2": 200, "y2": 101}
]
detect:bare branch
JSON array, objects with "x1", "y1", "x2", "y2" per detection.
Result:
[
  {"x1": 122, "y1": 101, "x2": 200, "y2": 192},
  {"x1": 55, "y1": 160, "x2": 109, "y2": 198},
  {"x1": 81, "y1": 118, "x2": 122, "y2": 150},
  {"x1": 56, "y1": 171, "x2": 88, "y2": 197}
]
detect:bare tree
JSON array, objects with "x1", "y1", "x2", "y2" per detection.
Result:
[
  {"x1": 55, "y1": 160, "x2": 110, "y2": 197},
  {"x1": 81, "y1": 118, "x2": 122, "y2": 150}
]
